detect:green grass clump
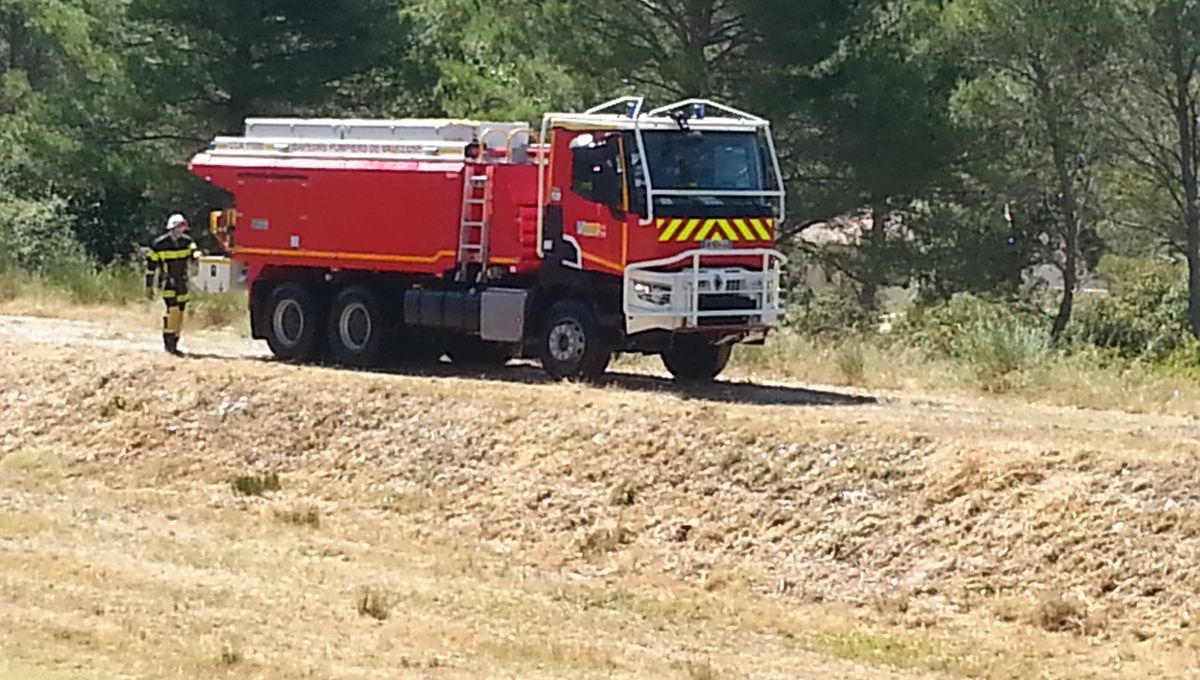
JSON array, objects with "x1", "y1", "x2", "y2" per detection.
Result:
[{"x1": 231, "y1": 472, "x2": 281, "y2": 497}]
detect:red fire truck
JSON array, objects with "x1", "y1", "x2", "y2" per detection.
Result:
[{"x1": 191, "y1": 97, "x2": 787, "y2": 381}]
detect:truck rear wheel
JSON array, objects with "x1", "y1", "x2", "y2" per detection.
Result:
[
  {"x1": 540, "y1": 300, "x2": 611, "y2": 381},
  {"x1": 264, "y1": 282, "x2": 321, "y2": 362},
  {"x1": 662, "y1": 338, "x2": 732, "y2": 382},
  {"x1": 327, "y1": 286, "x2": 386, "y2": 367}
]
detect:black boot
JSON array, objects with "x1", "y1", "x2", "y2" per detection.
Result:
[{"x1": 164, "y1": 334, "x2": 182, "y2": 356}]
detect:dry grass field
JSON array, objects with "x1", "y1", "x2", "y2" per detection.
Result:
[{"x1": 3, "y1": 312, "x2": 1200, "y2": 679}]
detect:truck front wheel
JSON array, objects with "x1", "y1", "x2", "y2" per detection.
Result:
[
  {"x1": 264, "y1": 282, "x2": 322, "y2": 362},
  {"x1": 327, "y1": 286, "x2": 386, "y2": 367},
  {"x1": 540, "y1": 300, "x2": 611, "y2": 381},
  {"x1": 662, "y1": 338, "x2": 732, "y2": 382}
]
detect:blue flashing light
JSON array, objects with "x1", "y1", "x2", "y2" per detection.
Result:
[
  {"x1": 625, "y1": 101, "x2": 638, "y2": 118},
  {"x1": 692, "y1": 103, "x2": 706, "y2": 119}
]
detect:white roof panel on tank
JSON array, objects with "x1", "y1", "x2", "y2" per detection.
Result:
[{"x1": 244, "y1": 118, "x2": 531, "y2": 144}]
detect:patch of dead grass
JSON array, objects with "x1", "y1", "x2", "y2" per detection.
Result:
[
  {"x1": 272, "y1": 505, "x2": 320, "y2": 528},
  {"x1": 1, "y1": 449, "x2": 64, "y2": 479}
]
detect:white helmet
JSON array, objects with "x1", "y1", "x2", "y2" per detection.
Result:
[{"x1": 165, "y1": 213, "x2": 189, "y2": 231}]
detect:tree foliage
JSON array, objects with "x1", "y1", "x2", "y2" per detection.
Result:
[{"x1": 0, "y1": 0, "x2": 1198, "y2": 340}]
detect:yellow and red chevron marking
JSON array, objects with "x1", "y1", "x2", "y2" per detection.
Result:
[{"x1": 655, "y1": 218, "x2": 775, "y2": 243}]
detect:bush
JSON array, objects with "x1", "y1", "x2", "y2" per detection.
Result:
[
  {"x1": 785, "y1": 285, "x2": 880, "y2": 339},
  {"x1": 0, "y1": 195, "x2": 143, "y2": 305},
  {"x1": 0, "y1": 268, "x2": 34, "y2": 303},
  {"x1": 0, "y1": 197, "x2": 85, "y2": 272},
  {"x1": 895, "y1": 294, "x2": 1052, "y2": 390},
  {"x1": 1161, "y1": 339, "x2": 1200, "y2": 379},
  {"x1": 45, "y1": 260, "x2": 143, "y2": 305},
  {"x1": 955, "y1": 319, "x2": 1052, "y2": 390},
  {"x1": 897, "y1": 293, "x2": 1047, "y2": 357},
  {"x1": 1071, "y1": 267, "x2": 1190, "y2": 361}
]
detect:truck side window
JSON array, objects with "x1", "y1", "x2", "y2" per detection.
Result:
[
  {"x1": 625, "y1": 138, "x2": 646, "y2": 214},
  {"x1": 571, "y1": 138, "x2": 620, "y2": 208}
]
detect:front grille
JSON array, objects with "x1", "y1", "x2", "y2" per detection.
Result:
[{"x1": 698, "y1": 294, "x2": 758, "y2": 326}]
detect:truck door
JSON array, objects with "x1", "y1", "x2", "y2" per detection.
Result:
[{"x1": 543, "y1": 129, "x2": 626, "y2": 276}]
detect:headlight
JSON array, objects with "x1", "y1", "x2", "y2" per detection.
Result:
[{"x1": 633, "y1": 282, "x2": 672, "y2": 306}]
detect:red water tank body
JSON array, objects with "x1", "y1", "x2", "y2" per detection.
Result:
[{"x1": 190, "y1": 156, "x2": 541, "y2": 281}]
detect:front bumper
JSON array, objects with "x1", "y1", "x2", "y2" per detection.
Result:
[{"x1": 623, "y1": 248, "x2": 786, "y2": 336}]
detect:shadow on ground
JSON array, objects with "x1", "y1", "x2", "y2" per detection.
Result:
[{"x1": 183, "y1": 349, "x2": 877, "y2": 408}]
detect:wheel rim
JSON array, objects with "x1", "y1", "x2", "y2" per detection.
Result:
[
  {"x1": 338, "y1": 302, "x2": 372, "y2": 352},
  {"x1": 548, "y1": 319, "x2": 586, "y2": 363},
  {"x1": 272, "y1": 299, "x2": 305, "y2": 348}
]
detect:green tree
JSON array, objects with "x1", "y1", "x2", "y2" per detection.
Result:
[
  {"x1": 549, "y1": 0, "x2": 750, "y2": 99},
  {"x1": 944, "y1": 0, "x2": 1123, "y2": 339},
  {"x1": 1, "y1": 0, "x2": 153, "y2": 262},
  {"x1": 408, "y1": 0, "x2": 585, "y2": 120},
  {"x1": 1103, "y1": 0, "x2": 1200, "y2": 339},
  {"x1": 128, "y1": 0, "x2": 415, "y2": 135},
  {"x1": 743, "y1": 2, "x2": 963, "y2": 309}
]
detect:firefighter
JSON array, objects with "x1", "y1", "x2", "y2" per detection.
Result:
[{"x1": 145, "y1": 213, "x2": 200, "y2": 355}]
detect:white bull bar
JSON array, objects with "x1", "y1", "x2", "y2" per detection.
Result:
[{"x1": 623, "y1": 248, "x2": 787, "y2": 335}]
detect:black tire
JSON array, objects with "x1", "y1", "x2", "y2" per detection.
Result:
[
  {"x1": 662, "y1": 338, "x2": 732, "y2": 382},
  {"x1": 263, "y1": 282, "x2": 321, "y2": 361},
  {"x1": 539, "y1": 299, "x2": 612, "y2": 381},
  {"x1": 326, "y1": 285, "x2": 387, "y2": 367}
]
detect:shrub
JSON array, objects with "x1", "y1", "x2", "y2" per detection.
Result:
[
  {"x1": 895, "y1": 294, "x2": 1052, "y2": 390},
  {"x1": 0, "y1": 197, "x2": 85, "y2": 272},
  {"x1": 0, "y1": 195, "x2": 142, "y2": 305},
  {"x1": 785, "y1": 285, "x2": 879, "y2": 339},
  {"x1": 955, "y1": 318, "x2": 1052, "y2": 391},
  {"x1": 0, "y1": 268, "x2": 34, "y2": 303},
  {"x1": 897, "y1": 293, "x2": 1047, "y2": 358},
  {"x1": 834, "y1": 343, "x2": 867, "y2": 384},
  {"x1": 45, "y1": 260, "x2": 143, "y2": 305},
  {"x1": 1071, "y1": 268, "x2": 1190, "y2": 361},
  {"x1": 1160, "y1": 339, "x2": 1200, "y2": 379}
]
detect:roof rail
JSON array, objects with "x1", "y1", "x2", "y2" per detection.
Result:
[
  {"x1": 585, "y1": 96, "x2": 645, "y2": 118},
  {"x1": 646, "y1": 98, "x2": 767, "y2": 124}
]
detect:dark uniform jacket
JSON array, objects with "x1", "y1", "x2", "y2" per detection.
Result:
[{"x1": 146, "y1": 233, "x2": 198, "y2": 302}]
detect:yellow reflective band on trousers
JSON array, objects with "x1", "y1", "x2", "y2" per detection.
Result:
[
  {"x1": 161, "y1": 290, "x2": 190, "y2": 303},
  {"x1": 164, "y1": 307, "x2": 184, "y2": 336},
  {"x1": 149, "y1": 247, "x2": 196, "y2": 261},
  {"x1": 656, "y1": 218, "x2": 775, "y2": 243}
]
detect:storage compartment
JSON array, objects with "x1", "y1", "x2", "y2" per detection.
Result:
[{"x1": 196, "y1": 256, "x2": 247, "y2": 293}]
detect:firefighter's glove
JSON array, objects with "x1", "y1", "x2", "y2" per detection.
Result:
[{"x1": 193, "y1": 250, "x2": 204, "y2": 260}]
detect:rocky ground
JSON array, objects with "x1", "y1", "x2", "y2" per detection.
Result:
[{"x1": 2, "y1": 314, "x2": 1200, "y2": 679}]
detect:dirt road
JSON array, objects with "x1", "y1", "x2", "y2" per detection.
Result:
[{"x1": 2, "y1": 313, "x2": 1200, "y2": 679}]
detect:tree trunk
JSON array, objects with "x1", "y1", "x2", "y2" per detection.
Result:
[
  {"x1": 1048, "y1": 139, "x2": 1080, "y2": 341},
  {"x1": 1037, "y1": 64, "x2": 1081, "y2": 341},
  {"x1": 858, "y1": 201, "x2": 888, "y2": 310},
  {"x1": 1171, "y1": 25, "x2": 1200, "y2": 338},
  {"x1": 1189, "y1": 232, "x2": 1200, "y2": 338}
]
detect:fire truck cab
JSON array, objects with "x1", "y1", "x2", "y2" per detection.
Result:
[{"x1": 191, "y1": 96, "x2": 787, "y2": 381}]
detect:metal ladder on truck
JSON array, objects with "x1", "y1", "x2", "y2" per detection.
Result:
[{"x1": 456, "y1": 164, "x2": 494, "y2": 283}]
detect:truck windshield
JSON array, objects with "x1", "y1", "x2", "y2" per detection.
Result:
[{"x1": 624, "y1": 130, "x2": 776, "y2": 217}]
